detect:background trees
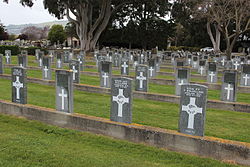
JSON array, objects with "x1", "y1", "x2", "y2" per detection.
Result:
[
  {"x1": 21, "y1": 26, "x2": 49, "y2": 41},
  {"x1": 48, "y1": 25, "x2": 66, "y2": 45},
  {"x1": 0, "y1": 22, "x2": 9, "y2": 40}
]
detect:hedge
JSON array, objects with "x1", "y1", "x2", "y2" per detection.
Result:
[{"x1": 0, "y1": 45, "x2": 20, "y2": 55}]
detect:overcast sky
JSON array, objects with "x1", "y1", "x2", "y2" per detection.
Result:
[{"x1": 0, "y1": 0, "x2": 66, "y2": 25}]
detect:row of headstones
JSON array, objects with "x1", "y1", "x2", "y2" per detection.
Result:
[
  {"x1": 173, "y1": 53, "x2": 250, "y2": 72},
  {"x1": 10, "y1": 66, "x2": 208, "y2": 137},
  {"x1": 175, "y1": 67, "x2": 243, "y2": 102}
]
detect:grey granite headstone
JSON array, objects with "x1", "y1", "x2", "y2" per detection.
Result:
[
  {"x1": 35, "y1": 49, "x2": 40, "y2": 60},
  {"x1": 100, "y1": 61, "x2": 112, "y2": 88},
  {"x1": 207, "y1": 62, "x2": 218, "y2": 83},
  {"x1": 0, "y1": 54, "x2": 3, "y2": 74},
  {"x1": 69, "y1": 60, "x2": 80, "y2": 84},
  {"x1": 221, "y1": 70, "x2": 237, "y2": 102},
  {"x1": 38, "y1": 51, "x2": 44, "y2": 67},
  {"x1": 18, "y1": 50, "x2": 28, "y2": 67},
  {"x1": 121, "y1": 57, "x2": 129, "y2": 76},
  {"x1": 148, "y1": 59, "x2": 156, "y2": 78},
  {"x1": 240, "y1": 64, "x2": 250, "y2": 86},
  {"x1": 175, "y1": 67, "x2": 190, "y2": 96},
  {"x1": 78, "y1": 51, "x2": 85, "y2": 71},
  {"x1": 198, "y1": 60, "x2": 206, "y2": 76},
  {"x1": 56, "y1": 52, "x2": 63, "y2": 69},
  {"x1": 12, "y1": 67, "x2": 27, "y2": 104},
  {"x1": 179, "y1": 84, "x2": 208, "y2": 137},
  {"x1": 110, "y1": 77, "x2": 133, "y2": 124},
  {"x1": 233, "y1": 60, "x2": 241, "y2": 70},
  {"x1": 112, "y1": 53, "x2": 121, "y2": 67},
  {"x1": 42, "y1": 56, "x2": 52, "y2": 80},
  {"x1": 5, "y1": 50, "x2": 11, "y2": 64},
  {"x1": 56, "y1": 70, "x2": 73, "y2": 113},
  {"x1": 192, "y1": 56, "x2": 199, "y2": 69},
  {"x1": 63, "y1": 51, "x2": 70, "y2": 63},
  {"x1": 135, "y1": 65, "x2": 148, "y2": 92},
  {"x1": 186, "y1": 54, "x2": 192, "y2": 66}
]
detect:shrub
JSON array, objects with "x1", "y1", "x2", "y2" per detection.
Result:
[
  {"x1": 21, "y1": 47, "x2": 47, "y2": 55},
  {"x1": 0, "y1": 45, "x2": 20, "y2": 55}
]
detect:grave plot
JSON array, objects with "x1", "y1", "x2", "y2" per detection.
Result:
[{"x1": 0, "y1": 78, "x2": 249, "y2": 143}]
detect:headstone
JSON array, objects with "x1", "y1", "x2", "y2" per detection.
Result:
[
  {"x1": 207, "y1": 62, "x2": 218, "y2": 83},
  {"x1": 12, "y1": 67, "x2": 27, "y2": 104},
  {"x1": 35, "y1": 49, "x2": 40, "y2": 60},
  {"x1": 42, "y1": 56, "x2": 52, "y2": 80},
  {"x1": 5, "y1": 50, "x2": 11, "y2": 64},
  {"x1": 221, "y1": 70, "x2": 237, "y2": 102},
  {"x1": 240, "y1": 64, "x2": 250, "y2": 86},
  {"x1": 0, "y1": 54, "x2": 3, "y2": 74},
  {"x1": 148, "y1": 59, "x2": 156, "y2": 78},
  {"x1": 233, "y1": 60, "x2": 241, "y2": 70},
  {"x1": 56, "y1": 52, "x2": 63, "y2": 68},
  {"x1": 186, "y1": 54, "x2": 192, "y2": 66},
  {"x1": 179, "y1": 84, "x2": 208, "y2": 137},
  {"x1": 18, "y1": 50, "x2": 28, "y2": 67},
  {"x1": 220, "y1": 56, "x2": 227, "y2": 67},
  {"x1": 110, "y1": 77, "x2": 133, "y2": 124},
  {"x1": 192, "y1": 56, "x2": 199, "y2": 69},
  {"x1": 63, "y1": 51, "x2": 70, "y2": 63},
  {"x1": 135, "y1": 65, "x2": 148, "y2": 92},
  {"x1": 112, "y1": 53, "x2": 120, "y2": 67},
  {"x1": 175, "y1": 67, "x2": 190, "y2": 96},
  {"x1": 198, "y1": 60, "x2": 206, "y2": 76},
  {"x1": 121, "y1": 57, "x2": 129, "y2": 76},
  {"x1": 100, "y1": 61, "x2": 112, "y2": 88},
  {"x1": 55, "y1": 70, "x2": 73, "y2": 113},
  {"x1": 78, "y1": 51, "x2": 85, "y2": 71},
  {"x1": 38, "y1": 51, "x2": 44, "y2": 67},
  {"x1": 69, "y1": 60, "x2": 80, "y2": 84},
  {"x1": 175, "y1": 59, "x2": 185, "y2": 71}
]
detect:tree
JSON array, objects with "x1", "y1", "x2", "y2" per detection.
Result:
[
  {"x1": 181, "y1": 0, "x2": 250, "y2": 59},
  {"x1": 4, "y1": 0, "x2": 160, "y2": 52},
  {"x1": 0, "y1": 22, "x2": 9, "y2": 40},
  {"x1": 65, "y1": 22, "x2": 78, "y2": 47},
  {"x1": 21, "y1": 26, "x2": 49, "y2": 40},
  {"x1": 17, "y1": 34, "x2": 28, "y2": 40},
  {"x1": 48, "y1": 24, "x2": 66, "y2": 45}
]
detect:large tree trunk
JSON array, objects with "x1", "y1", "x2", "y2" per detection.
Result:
[
  {"x1": 207, "y1": 22, "x2": 221, "y2": 53},
  {"x1": 225, "y1": 34, "x2": 239, "y2": 60}
]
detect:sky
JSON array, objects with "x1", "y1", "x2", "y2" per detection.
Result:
[{"x1": 0, "y1": 0, "x2": 66, "y2": 25}]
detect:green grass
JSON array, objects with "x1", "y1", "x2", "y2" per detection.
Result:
[
  {"x1": 0, "y1": 114, "x2": 241, "y2": 167},
  {"x1": 0, "y1": 78, "x2": 250, "y2": 143},
  {"x1": 3, "y1": 67, "x2": 250, "y2": 104}
]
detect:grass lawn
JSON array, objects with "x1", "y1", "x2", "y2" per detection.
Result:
[
  {"x1": 0, "y1": 78, "x2": 249, "y2": 143},
  {"x1": 0, "y1": 114, "x2": 241, "y2": 167},
  {"x1": 3, "y1": 67, "x2": 250, "y2": 104}
]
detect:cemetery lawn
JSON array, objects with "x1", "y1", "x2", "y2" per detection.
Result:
[
  {"x1": 0, "y1": 114, "x2": 241, "y2": 167},
  {"x1": 0, "y1": 78, "x2": 250, "y2": 143},
  {"x1": 3, "y1": 68, "x2": 250, "y2": 104}
]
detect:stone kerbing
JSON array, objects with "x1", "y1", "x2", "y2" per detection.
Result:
[{"x1": 0, "y1": 99, "x2": 249, "y2": 166}]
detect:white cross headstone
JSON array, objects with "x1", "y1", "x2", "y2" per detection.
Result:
[
  {"x1": 102, "y1": 73, "x2": 109, "y2": 86},
  {"x1": 221, "y1": 59, "x2": 226, "y2": 66},
  {"x1": 58, "y1": 59, "x2": 61, "y2": 67},
  {"x1": 112, "y1": 89, "x2": 129, "y2": 117},
  {"x1": 182, "y1": 97, "x2": 203, "y2": 129},
  {"x1": 200, "y1": 66, "x2": 204, "y2": 75},
  {"x1": 6, "y1": 54, "x2": 10, "y2": 63},
  {"x1": 136, "y1": 72, "x2": 146, "y2": 89},
  {"x1": 13, "y1": 76, "x2": 23, "y2": 100},
  {"x1": 58, "y1": 88, "x2": 68, "y2": 110},
  {"x1": 39, "y1": 58, "x2": 42, "y2": 66},
  {"x1": 225, "y1": 84, "x2": 233, "y2": 100},
  {"x1": 178, "y1": 79, "x2": 184, "y2": 86}
]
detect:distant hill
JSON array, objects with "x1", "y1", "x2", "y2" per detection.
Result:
[{"x1": 6, "y1": 20, "x2": 68, "y2": 35}]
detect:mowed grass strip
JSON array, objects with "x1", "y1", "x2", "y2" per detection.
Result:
[
  {"x1": 3, "y1": 67, "x2": 250, "y2": 104},
  {"x1": 0, "y1": 78, "x2": 249, "y2": 143},
  {"x1": 0, "y1": 114, "x2": 241, "y2": 167}
]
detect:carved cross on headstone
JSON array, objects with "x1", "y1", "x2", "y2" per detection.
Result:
[
  {"x1": 234, "y1": 61, "x2": 240, "y2": 70},
  {"x1": 44, "y1": 66, "x2": 48, "y2": 78},
  {"x1": 209, "y1": 72, "x2": 215, "y2": 82},
  {"x1": 112, "y1": 89, "x2": 129, "y2": 117},
  {"x1": 58, "y1": 88, "x2": 68, "y2": 110},
  {"x1": 182, "y1": 97, "x2": 203, "y2": 129},
  {"x1": 121, "y1": 62, "x2": 128, "y2": 74},
  {"x1": 136, "y1": 72, "x2": 146, "y2": 89},
  {"x1": 149, "y1": 67, "x2": 154, "y2": 77},
  {"x1": 243, "y1": 74, "x2": 250, "y2": 86},
  {"x1": 102, "y1": 73, "x2": 109, "y2": 86},
  {"x1": 72, "y1": 65, "x2": 78, "y2": 81},
  {"x1": 13, "y1": 76, "x2": 23, "y2": 100},
  {"x1": 225, "y1": 84, "x2": 233, "y2": 100}
]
